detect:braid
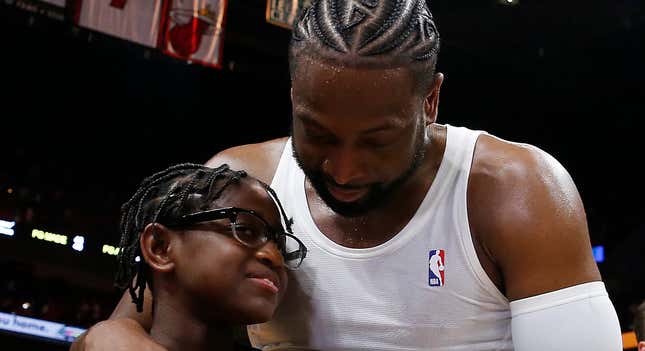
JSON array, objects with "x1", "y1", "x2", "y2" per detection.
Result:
[
  {"x1": 312, "y1": 0, "x2": 348, "y2": 53},
  {"x1": 362, "y1": 0, "x2": 420, "y2": 56},
  {"x1": 358, "y1": 0, "x2": 405, "y2": 53},
  {"x1": 115, "y1": 163, "x2": 247, "y2": 312},
  {"x1": 212, "y1": 170, "x2": 246, "y2": 199},
  {"x1": 290, "y1": 0, "x2": 440, "y2": 92},
  {"x1": 174, "y1": 172, "x2": 204, "y2": 212}
]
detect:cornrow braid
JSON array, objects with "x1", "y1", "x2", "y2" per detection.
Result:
[
  {"x1": 290, "y1": 0, "x2": 440, "y2": 93},
  {"x1": 115, "y1": 163, "x2": 248, "y2": 312}
]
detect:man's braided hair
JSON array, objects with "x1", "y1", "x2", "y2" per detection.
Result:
[{"x1": 289, "y1": 0, "x2": 440, "y2": 93}]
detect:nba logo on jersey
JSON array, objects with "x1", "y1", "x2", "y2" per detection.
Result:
[{"x1": 428, "y1": 249, "x2": 445, "y2": 287}]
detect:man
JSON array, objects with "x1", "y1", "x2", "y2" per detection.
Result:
[
  {"x1": 635, "y1": 300, "x2": 645, "y2": 351},
  {"x1": 74, "y1": 0, "x2": 622, "y2": 350}
]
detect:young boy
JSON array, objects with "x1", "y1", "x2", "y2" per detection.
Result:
[{"x1": 114, "y1": 163, "x2": 306, "y2": 351}]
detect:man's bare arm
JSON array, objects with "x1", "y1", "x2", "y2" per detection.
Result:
[
  {"x1": 469, "y1": 135, "x2": 600, "y2": 300},
  {"x1": 469, "y1": 135, "x2": 620, "y2": 349}
]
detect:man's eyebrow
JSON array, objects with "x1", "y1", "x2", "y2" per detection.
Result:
[
  {"x1": 362, "y1": 122, "x2": 402, "y2": 135},
  {"x1": 297, "y1": 112, "x2": 402, "y2": 135},
  {"x1": 297, "y1": 114, "x2": 330, "y2": 132}
]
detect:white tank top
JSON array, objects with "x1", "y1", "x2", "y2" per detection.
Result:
[{"x1": 249, "y1": 125, "x2": 513, "y2": 351}]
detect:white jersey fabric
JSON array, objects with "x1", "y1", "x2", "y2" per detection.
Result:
[
  {"x1": 510, "y1": 281, "x2": 622, "y2": 351},
  {"x1": 249, "y1": 125, "x2": 514, "y2": 350}
]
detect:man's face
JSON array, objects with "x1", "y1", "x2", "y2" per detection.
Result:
[{"x1": 290, "y1": 59, "x2": 429, "y2": 217}]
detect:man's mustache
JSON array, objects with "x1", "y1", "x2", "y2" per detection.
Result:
[{"x1": 315, "y1": 173, "x2": 374, "y2": 190}]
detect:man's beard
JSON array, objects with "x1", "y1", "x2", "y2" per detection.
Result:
[{"x1": 291, "y1": 126, "x2": 427, "y2": 218}]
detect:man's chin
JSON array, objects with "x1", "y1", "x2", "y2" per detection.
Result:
[{"x1": 318, "y1": 191, "x2": 374, "y2": 217}]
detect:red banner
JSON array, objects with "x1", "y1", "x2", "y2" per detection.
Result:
[{"x1": 159, "y1": 0, "x2": 228, "y2": 69}]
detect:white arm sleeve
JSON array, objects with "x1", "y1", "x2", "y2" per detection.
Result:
[{"x1": 510, "y1": 281, "x2": 622, "y2": 351}]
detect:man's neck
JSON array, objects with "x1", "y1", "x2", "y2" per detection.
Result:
[{"x1": 150, "y1": 295, "x2": 236, "y2": 351}]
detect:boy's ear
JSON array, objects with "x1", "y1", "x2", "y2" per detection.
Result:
[{"x1": 140, "y1": 223, "x2": 176, "y2": 273}]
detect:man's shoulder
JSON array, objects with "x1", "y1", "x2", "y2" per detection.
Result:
[
  {"x1": 470, "y1": 133, "x2": 566, "y2": 191},
  {"x1": 469, "y1": 132, "x2": 578, "y2": 226},
  {"x1": 205, "y1": 137, "x2": 289, "y2": 184}
]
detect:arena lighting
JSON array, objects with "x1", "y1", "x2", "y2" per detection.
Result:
[
  {"x1": 499, "y1": 0, "x2": 519, "y2": 5},
  {"x1": 592, "y1": 245, "x2": 605, "y2": 263},
  {"x1": 0, "y1": 219, "x2": 15, "y2": 236},
  {"x1": 32, "y1": 229, "x2": 67, "y2": 245},
  {"x1": 102, "y1": 244, "x2": 120, "y2": 256},
  {"x1": 31, "y1": 229, "x2": 86, "y2": 252},
  {"x1": 72, "y1": 235, "x2": 85, "y2": 252},
  {"x1": 0, "y1": 311, "x2": 86, "y2": 343}
]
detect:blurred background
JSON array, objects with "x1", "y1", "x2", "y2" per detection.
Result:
[{"x1": 0, "y1": 0, "x2": 643, "y2": 349}]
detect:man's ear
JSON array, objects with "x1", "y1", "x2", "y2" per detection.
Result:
[
  {"x1": 140, "y1": 223, "x2": 176, "y2": 273},
  {"x1": 424, "y1": 72, "x2": 444, "y2": 126}
]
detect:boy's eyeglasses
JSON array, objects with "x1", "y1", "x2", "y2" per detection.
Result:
[{"x1": 165, "y1": 207, "x2": 307, "y2": 269}]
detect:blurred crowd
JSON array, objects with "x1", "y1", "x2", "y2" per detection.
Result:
[{"x1": 0, "y1": 260, "x2": 119, "y2": 328}]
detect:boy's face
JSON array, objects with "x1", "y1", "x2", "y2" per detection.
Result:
[{"x1": 158, "y1": 178, "x2": 289, "y2": 324}]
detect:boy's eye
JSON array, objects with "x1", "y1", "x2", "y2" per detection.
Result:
[
  {"x1": 231, "y1": 217, "x2": 267, "y2": 247},
  {"x1": 233, "y1": 224, "x2": 256, "y2": 238}
]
